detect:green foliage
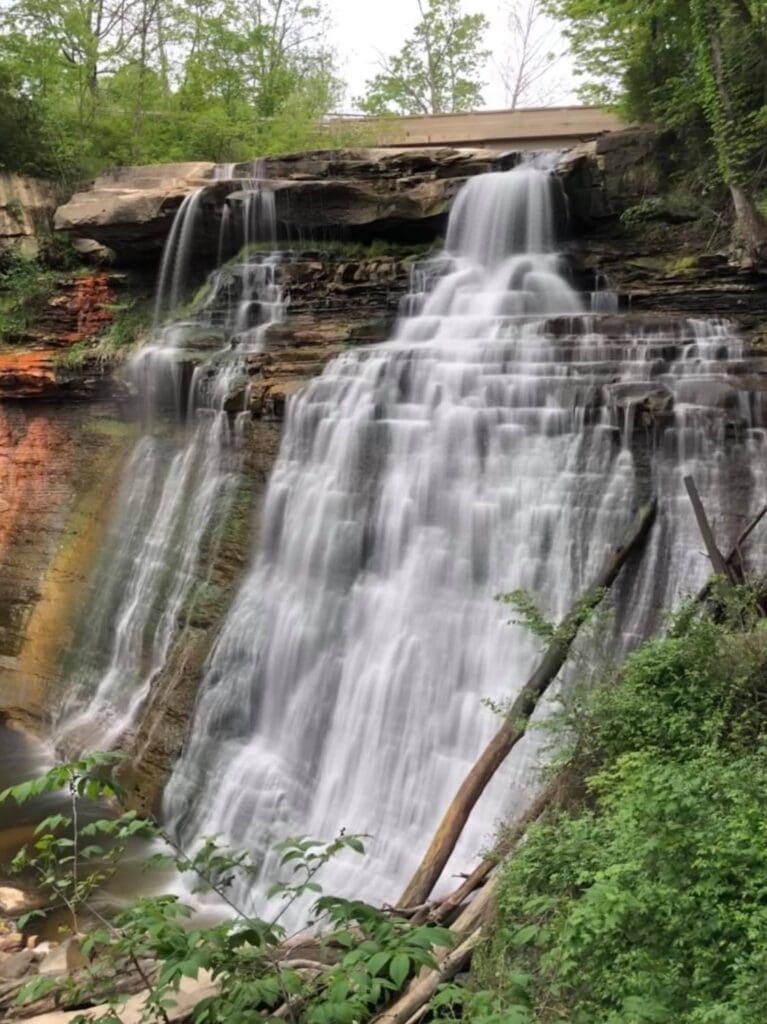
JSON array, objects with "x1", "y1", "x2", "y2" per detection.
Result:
[
  {"x1": 359, "y1": 0, "x2": 489, "y2": 115},
  {"x1": 0, "y1": 0, "x2": 349, "y2": 180},
  {"x1": 497, "y1": 587, "x2": 608, "y2": 649},
  {"x1": 466, "y1": 586, "x2": 767, "y2": 1022},
  {"x1": 101, "y1": 297, "x2": 152, "y2": 351},
  {"x1": 0, "y1": 248, "x2": 59, "y2": 339},
  {"x1": 1, "y1": 753, "x2": 455, "y2": 1022},
  {"x1": 688, "y1": 0, "x2": 767, "y2": 188},
  {"x1": 542, "y1": 0, "x2": 767, "y2": 208}
]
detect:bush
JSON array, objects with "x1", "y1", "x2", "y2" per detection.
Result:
[
  {"x1": 0, "y1": 754, "x2": 455, "y2": 1023},
  {"x1": 466, "y1": 586, "x2": 767, "y2": 1023}
]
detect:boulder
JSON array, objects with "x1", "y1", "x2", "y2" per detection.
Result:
[{"x1": 38, "y1": 938, "x2": 86, "y2": 976}]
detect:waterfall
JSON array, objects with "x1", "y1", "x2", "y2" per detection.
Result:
[
  {"x1": 162, "y1": 167, "x2": 767, "y2": 910},
  {"x1": 57, "y1": 165, "x2": 284, "y2": 751}
]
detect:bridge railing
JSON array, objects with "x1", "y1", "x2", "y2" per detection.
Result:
[{"x1": 320, "y1": 105, "x2": 625, "y2": 150}]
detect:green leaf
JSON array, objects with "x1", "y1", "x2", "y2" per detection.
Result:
[
  {"x1": 510, "y1": 923, "x2": 540, "y2": 947},
  {"x1": 389, "y1": 953, "x2": 410, "y2": 988}
]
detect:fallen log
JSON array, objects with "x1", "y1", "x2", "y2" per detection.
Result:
[
  {"x1": 413, "y1": 775, "x2": 559, "y2": 926},
  {"x1": 373, "y1": 929, "x2": 483, "y2": 1024},
  {"x1": 397, "y1": 499, "x2": 657, "y2": 910}
]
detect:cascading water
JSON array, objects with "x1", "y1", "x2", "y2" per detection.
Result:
[
  {"x1": 58, "y1": 166, "x2": 285, "y2": 751},
  {"x1": 163, "y1": 167, "x2": 767, "y2": 911}
]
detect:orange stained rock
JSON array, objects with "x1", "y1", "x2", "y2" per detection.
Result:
[
  {"x1": 0, "y1": 349, "x2": 58, "y2": 397},
  {"x1": 0, "y1": 406, "x2": 60, "y2": 564},
  {"x1": 70, "y1": 272, "x2": 115, "y2": 340}
]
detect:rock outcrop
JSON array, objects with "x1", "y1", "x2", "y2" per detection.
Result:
[
  {"x1": 53, "y1": 163, "x2": 215, "y2": 258},
  {"x1": 556, "y1": 128, "x2": 767, "y2": 337},
  {"x1": 557, "y1": 127, "x2": 674, "y2": 228},
  {"x1": 0, "y1": 273, "x2": 126, "y2": 401},
  {"x1": 54, "y1": 148, "x2": 515, "y2": 261},
  {"x1": 0, "y1": 175, "x2": 58, "y2": 257},
  {"x1": 5, "y1": 125, "x2": 767, "y2": 803}
]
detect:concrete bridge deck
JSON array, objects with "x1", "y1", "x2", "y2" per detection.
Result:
[{"x1": 329, "y1": 105, "x2": 626, "y2": 151}]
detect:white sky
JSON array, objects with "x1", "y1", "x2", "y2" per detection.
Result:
[{"x1": 326, "y1": 0, "x2": 577, "y2": 112}]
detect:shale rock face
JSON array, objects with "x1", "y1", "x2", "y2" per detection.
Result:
[
  {"x1": 0, "y1": 272, "x2": 123, "y2": 400},
  {"x1": 0, "y1": 405, "x2": 135, "y2": 719},
  {"x1": 54, "y1": 148, "x2": 515, "y2": 261},
  {"x1": 0, "y1": 174, "x2": 57, "y2": 256}
]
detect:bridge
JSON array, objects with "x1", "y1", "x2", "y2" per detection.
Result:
[{"x1": 329, "y1": 105, "x2": 626, "y2": 151}]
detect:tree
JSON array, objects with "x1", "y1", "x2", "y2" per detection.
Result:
[
  {"x1": 544, "y1": 0, "x2": 767, "y2": 267},
  {"x1": 497, "y1": 0, "x2": 563, "y2": 109},
  {"x1": 0, "y1": 0, "x2": 345, "y2": 175},
  {"x1": 688, "y1": 0, "x2": 767, "y2": 266},
  {"x1": 359, "y1": 0, "x2": 489, "y2": 116}
]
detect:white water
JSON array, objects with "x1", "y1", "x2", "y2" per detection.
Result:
[
  {"x1": 163, "y1": 168, "x2": 767, "y2": 910},
  {"x1": 58, "y1": 166, "x2": 284, "y2": 750}
]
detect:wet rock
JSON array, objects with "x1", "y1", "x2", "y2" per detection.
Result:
[
  {"x1": 608, "y1": 382, "x2": 674, "y2": 410},
  {"x1": 222, "y1": 379, "x2": 250, "y2": 412},
  {"x1": 0, "y1": 949, "x2": 36, "y2": 980},
  {"x1": 0, "y1": 402, "x2": 135, "y2": 716}
]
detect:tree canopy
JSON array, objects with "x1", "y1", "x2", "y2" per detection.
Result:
[
  {"x1": 0, "y1": 0, "x2": 345, "y2": 179},
  {"x1": 544, "y1": 0, "x2": 767, "y2": 262},
  {"x1": 359, "y1": 0, "x2": 489, "y2": 116}
]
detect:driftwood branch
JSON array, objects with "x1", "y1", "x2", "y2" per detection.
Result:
[{"x1": 397, "y1": 500, "x2": 657, "y2": 910}]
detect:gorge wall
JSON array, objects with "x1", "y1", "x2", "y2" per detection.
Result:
[{"x1": 2, "y1": 128, "x2": 767, "y2": 812}]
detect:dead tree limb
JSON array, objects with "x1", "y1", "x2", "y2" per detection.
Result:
[
  {"x1": 397, "y1": 499, "x2": 657, "y2": 910},
  {"x1": 373, "y1": 929, "x2": 483, "y2": 1024},
  {"x1": 413, "y1": 775, "x2": 559, "y2": 925},
  {"x1": 684, "y1": 475, "x2": 738, "y2": 584},
  {"x1": 696, "y1": 503, "x2": 767, "y2": 603}
]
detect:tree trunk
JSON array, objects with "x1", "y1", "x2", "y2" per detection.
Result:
[
  {"x1": 729, "y1": 183, "x2": 767, "y2": 270},
  {"x1": 706, "y1": 17, "x2": 767, "y2": 269}
]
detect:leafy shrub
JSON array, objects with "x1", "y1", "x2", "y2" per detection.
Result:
[
  {"x1": 0, "y1": 249, "x2": 58, "y2": 338},
  {"x1": 0, "y1": 753, "x2": 454, "y2": 1023},
  {"x1": 466, "y1": 586, "x2": 767, "y2": 1023}
]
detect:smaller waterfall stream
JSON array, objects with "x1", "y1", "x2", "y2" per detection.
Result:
[
  {"x1": 162, "y1": 167, "x2": 767, "y2": 912},
  {"x1": 58, "y1": 167, "x2": 284, "y2": 750}
]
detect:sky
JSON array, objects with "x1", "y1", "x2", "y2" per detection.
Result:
[{"x1": 326, "y1": 0, "x2": 577, "y2": 112}]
